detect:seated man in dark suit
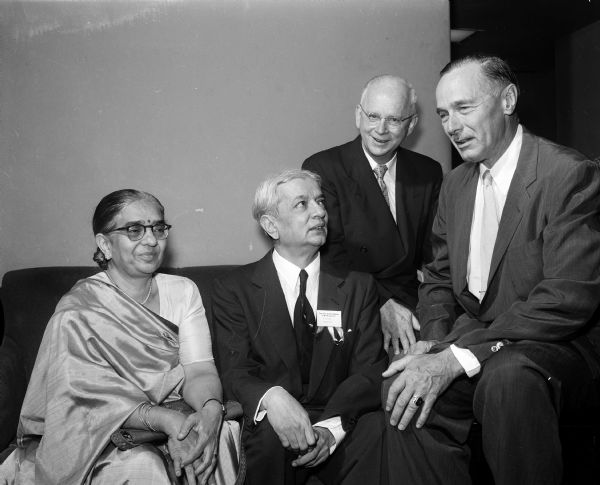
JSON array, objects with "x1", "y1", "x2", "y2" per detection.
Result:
[
  {"x1": 383, "y1": 54, "x2": 600, "y2": 485},
  {"x1": 212, "y1": 169, "x2": 388, "y2": 485},
  {"x1": 303, "y1": 75, "x2": 443, "y2": 356}
]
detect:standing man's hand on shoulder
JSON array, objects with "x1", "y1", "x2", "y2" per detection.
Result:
[
  {"x1": 381, "y1": 299, "x2": 420, "y2": 355},
  {"x1": 262, "y1": 387, "x2": 317, "y2": 454}
]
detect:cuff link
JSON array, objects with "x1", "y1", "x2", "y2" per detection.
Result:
[{"x1": 491, "y1": 339, "x2": 510, "y2": 352}]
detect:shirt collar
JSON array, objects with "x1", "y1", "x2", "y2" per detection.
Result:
[
  {"x1": 363, "y1": 145, "x2": 397, "y2": 175},
  {"x1": 272, "y1": 249, "x2": 320, "y2": 288},
  {"x1": 479, "y1": 124, "x2": 522, "y2": 196}
]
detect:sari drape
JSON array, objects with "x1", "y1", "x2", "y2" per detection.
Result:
[{"x1": 1, "y1": 276, "x2": 241, "y2": 484}]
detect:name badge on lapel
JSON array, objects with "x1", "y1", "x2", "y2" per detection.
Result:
[{"x1": 316, "y1": 310, "x2": 342, "y2": 327}]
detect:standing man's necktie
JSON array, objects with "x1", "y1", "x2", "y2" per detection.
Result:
[
  {"x1": 293, "y1": 269, "x2": 315, "y2": 383},
  {"x1": 479, "y1": 169, "x2": 500, "y2": 298},
  {"x1": 374, "y1": 164, "x2": 390, "y2": 207}
]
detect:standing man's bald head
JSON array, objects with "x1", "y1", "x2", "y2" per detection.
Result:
[
  {"x1": 359, "y1": 75, "x2": 417, "y2": 109},
  {"x1": 355, "y1": 75, "x2": 419, "y2": 165}
]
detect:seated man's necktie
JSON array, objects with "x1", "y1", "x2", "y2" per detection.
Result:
[{"x1": 294, "y1": 269, "x2": 315, "y2": 383}]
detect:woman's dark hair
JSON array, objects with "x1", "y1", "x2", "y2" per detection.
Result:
[{"x1": 92, "y1": 189, "x2": 164, "y2": 269}]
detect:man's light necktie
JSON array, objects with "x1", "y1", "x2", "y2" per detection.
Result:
[
  {"x1": 373, "y1": 164, "x2": 390, "y2": 207},
  {"x1": 479, "y1": 169, "x2": 500, "y2": 299}
]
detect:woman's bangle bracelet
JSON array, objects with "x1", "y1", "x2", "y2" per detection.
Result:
[
  {"x1": 202, "y1": 398, "x2": 225, "y2": 415},
  {"x1": 139, "y1": 401, "x2": 158, "y2": 432}
]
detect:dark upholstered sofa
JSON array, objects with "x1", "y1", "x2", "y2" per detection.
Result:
[{"x1": 1, "y1": 266, "x2": 600, "y2": 483}]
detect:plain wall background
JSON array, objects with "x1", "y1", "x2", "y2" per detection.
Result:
[
  {"x1": 556, "y1": 19, "x2": 600, "y2": 160},
  {"x1": 0, "y1": 0, "x2": 450, "y2": 279}
]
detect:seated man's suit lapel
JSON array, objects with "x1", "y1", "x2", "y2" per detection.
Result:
[
  {"x1": 253, "y1": 254, "x2": 355, "y2": 404},
  {"x1": 251, "y1": 253, "x2": 303, "y2": 393},
  {"x1": 486, "y1": 133, "x2": 537, "y2": 297},
  {"x1": 449, "y1": 167, "x2": 478, "y2": 298},
  {"x1": 306, "y1": 268, "x2": 346, "y2": 401}
]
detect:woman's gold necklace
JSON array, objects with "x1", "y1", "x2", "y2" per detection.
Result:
[{"x1": 105, "y1": 271, "x2": 153, "y2": 305}]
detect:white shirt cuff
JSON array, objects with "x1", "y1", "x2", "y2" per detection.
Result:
[
  {"x1": 313, "y1": 416, "x2": 346, "y2": 454},
  {"x1": 256, "y1": 388, "x2": 345, "y2": 455},
  {"x1": 254, "y1": 386, "x2": 284, "y2": 423},
  {"x1": 450, "y1": 344, "x2": 481, "y2": 377}
]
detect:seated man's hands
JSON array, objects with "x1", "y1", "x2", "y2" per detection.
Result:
[
  {"x1": 262, "y1": 387, "x2": 317, "y2": 453},
  {"x1": 291, "y1": 426, "x2": 335, "y2": 468},
  {"x1": 380, "y1": 299, "x2": 420, "y2": 355},
  {"x1": 382, "y1": 347, "x2": 463, "y2": 430}
]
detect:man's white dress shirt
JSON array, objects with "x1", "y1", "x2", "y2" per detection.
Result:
[{"x1": 451, "y1": 125, "x2": 523, "y2": 377}]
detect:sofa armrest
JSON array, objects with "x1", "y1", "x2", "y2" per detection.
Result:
[{"x1": 0, "y1": 337, "x2": 27, "y2": 450}]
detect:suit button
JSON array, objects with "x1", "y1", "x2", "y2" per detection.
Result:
[{"x1": 360, "y1": 246, "x2": 368, "y2": 253}]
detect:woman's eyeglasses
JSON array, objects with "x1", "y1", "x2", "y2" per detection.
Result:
[{"x1": 107, "y1": 223, "x2": 172, "y2": 241}]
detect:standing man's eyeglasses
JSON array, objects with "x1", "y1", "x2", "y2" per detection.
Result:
[{"x1": 358, "y1": 104, "x2": 415, "y2": 128}]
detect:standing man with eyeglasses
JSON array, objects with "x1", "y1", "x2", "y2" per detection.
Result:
[{"x1": 303, "y1": 75, "x2": 443, "y2": 356}]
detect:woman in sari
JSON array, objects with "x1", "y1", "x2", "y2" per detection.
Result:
[{"x1": 0, "y1": 189, "x2": 241, "y2": 485}]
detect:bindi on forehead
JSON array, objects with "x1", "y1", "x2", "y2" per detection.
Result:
[
  {"x1": 125, "y1": 217, "x2": 163, "y2": 225},
  {"x1": 116, "y1": 202, "x2": 162, "y2": 224}
]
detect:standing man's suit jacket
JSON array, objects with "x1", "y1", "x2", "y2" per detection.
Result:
[
  {"x1": 419, "y1": 128, "x2": 600, "y2": 372},
  {"x1": 212, "y1": 251, "x2": 387, "y2": 431},
  {"x1": 303, "y1": 136, "x2": 443, "y2": 309}
]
